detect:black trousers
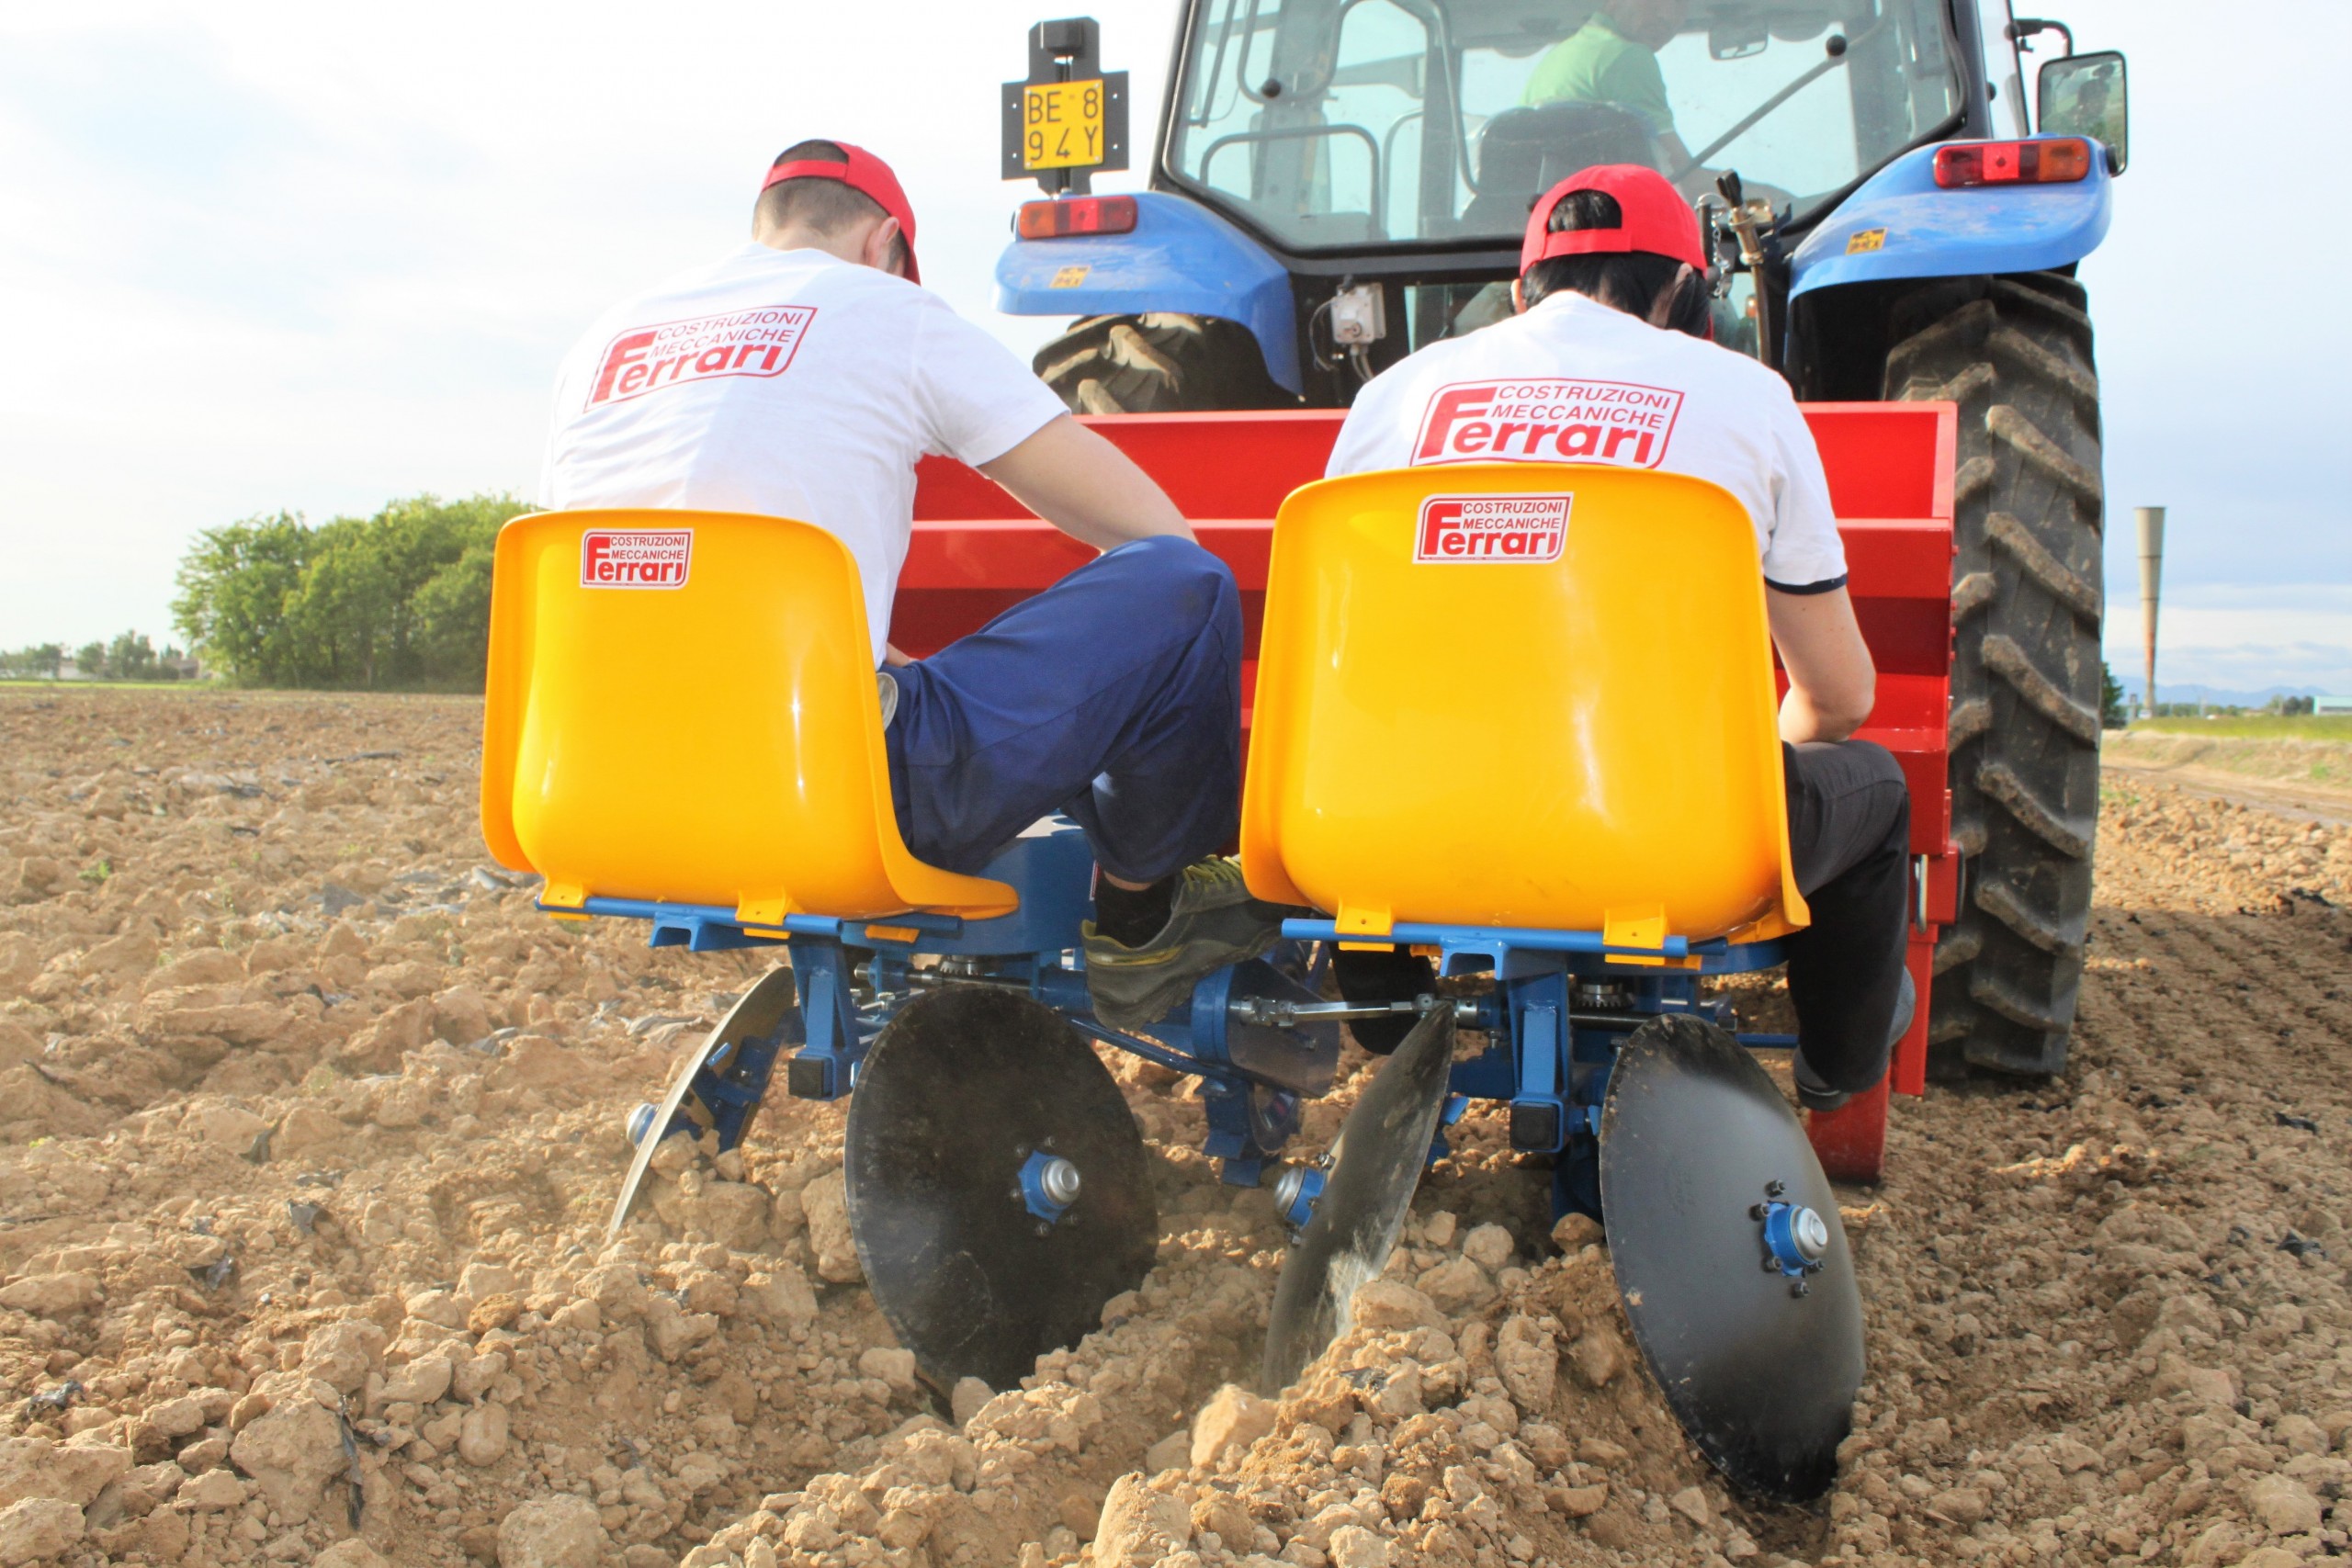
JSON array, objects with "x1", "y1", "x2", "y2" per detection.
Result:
[{"x1": 1781, "y1": 739, "x2": 1913, "y2": 1092}]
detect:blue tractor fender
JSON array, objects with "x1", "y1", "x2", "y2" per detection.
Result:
[
  {"x1": 995, "y1": 190, "x2": 1302, "y2": 396},
  {"x1": 1789, "y1": 135, "x2": 2113, "y2": 302}
]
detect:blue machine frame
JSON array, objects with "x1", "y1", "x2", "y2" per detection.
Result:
[{"x1": 569, "y1": 819, "x2": 1799, "y2": 1215}]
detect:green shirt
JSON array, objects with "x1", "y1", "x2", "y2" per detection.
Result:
[{"x1": 1521, "y1": 16, "x2": 1678, "y2": 139}]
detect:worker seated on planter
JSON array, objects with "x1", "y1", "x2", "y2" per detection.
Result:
[
  {"x1": 537, "y1": 139, "x2": 1283, "y2": 1030},
  {"x1": 1325, "y1": 164, "x2": 1914, "y2": 1111}
]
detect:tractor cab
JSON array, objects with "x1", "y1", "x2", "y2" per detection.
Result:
[
  {"x1": 1169, "y1": 0, "x2": 1975, "y2": 225},
  {"x1": 1006, "y1": 1, "x2": 2123, "y2": 407},
  {"x1": 1160, "y1": 0, "x2": 1973, "y2": 361}
]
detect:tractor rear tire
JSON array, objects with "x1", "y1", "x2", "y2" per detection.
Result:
[
  {"x1": 1883, "y1": 272, "x2": 2104, "y2": 1079},
  {"x1": 1034, "y1": 313, "x2": 1295, "y2": 414}
]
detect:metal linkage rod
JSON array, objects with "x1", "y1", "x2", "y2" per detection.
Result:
[
  {"x1": 1228, "y1": 987, "x2": 1702, "y2": 1032},
  {"x1": 1227, "y1": 997, "x2": 1421, "y2": 1026}
]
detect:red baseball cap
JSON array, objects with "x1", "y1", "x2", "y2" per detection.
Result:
[
  {"x1": 1521, "y1": 164, "x2": 1706, "y2": 276},
  {"x1": 761, "y1": 141, "x2": 921, "y2": 283}
]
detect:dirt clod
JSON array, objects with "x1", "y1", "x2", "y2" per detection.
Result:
[
  {"x1": 0, "y1": 1496, "x2": 83, "y2": 1565},
  {"x1": 495, "y1": 1493, "x2": 605, "y2": 1568}
]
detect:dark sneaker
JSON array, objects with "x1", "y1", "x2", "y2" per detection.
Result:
[
  {"x1": 1794, "y1": 968, "x2": 1916, "y2": 1114},
  {"x1": 1083, "y1": 858, "x2": 1287, "y2": 1032},
  {"x1": 1792, "y1": 1054, "x2": 1852, "y2": 1115}
]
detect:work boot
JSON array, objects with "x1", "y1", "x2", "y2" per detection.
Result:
[
  {"x1": 1083, "y1": 858, "x2": 1287, "y2": 1032},
  {"x1": 1793, "y1": 968, "x2": 1916, "y2": 1114}
]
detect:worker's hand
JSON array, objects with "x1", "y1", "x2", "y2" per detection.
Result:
[
  {"x1": 979, "y1": 415, "x2": 1195, "y2": 551},
  {"x1": 882, "y1": 643, "x2": 913, "y2": 668},
  {"x1": 1768, "y1": 584, "x2": 1875, "y2": 743}
]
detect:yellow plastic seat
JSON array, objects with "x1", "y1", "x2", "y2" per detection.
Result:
[
  {"x1": 1241, "y1": 465, "x2": 1807, "y2": 945},
  {"x1": 481, "y1": 508, "x2": 1015, "y2": 927}
]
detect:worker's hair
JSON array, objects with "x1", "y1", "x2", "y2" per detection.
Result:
[
  {"x1": 1521, "y1": 189, "x2": 1711, "y2": 337},
  {"x1": 753, "y1": 141, "x2": 910, "y2": 272}
]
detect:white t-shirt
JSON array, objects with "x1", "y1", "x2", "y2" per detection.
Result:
[
  {"x1": 540, "y1": 243, "x2": 1069, "y2": 661},
  {"x1": 1326, "y1": 292, "x2": 1848, "y2": 592}
]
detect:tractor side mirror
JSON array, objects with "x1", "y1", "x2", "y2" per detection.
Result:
[
  {"x1": 2037, "y1": 50, "x2": 2128, "y2": 173},
  {"x1": 1708, "y1": 19, "x2": 1769, "y2": 60}
]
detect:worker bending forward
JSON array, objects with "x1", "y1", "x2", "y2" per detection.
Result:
[
  {"x1": 1326, "y1": 164, "x2": 1913, "y2": 1111},
  {"x1": 538, "y1": 141, "x2": 1281, "y2": 1031}
]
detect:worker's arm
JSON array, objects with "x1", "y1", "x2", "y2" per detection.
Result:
[
  {"x1": 1768, "y1": 585, "x2": 1875, "y2": 744},
  {"x1": 979, "y1": 414, "x2": 1195, "y2": 551}
]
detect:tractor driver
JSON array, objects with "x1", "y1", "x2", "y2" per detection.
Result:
[
  {"x1": 1324, "y1": 164, "x2": 1915, "y2": 1112},
  {"x1": 538, "y1": 140, "x2": 1283, "y2": 1032},
  {"x1": 1522, "y1": 0, "x2": 1701, "y2": 183}
]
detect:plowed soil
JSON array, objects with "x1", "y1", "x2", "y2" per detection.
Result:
[{"x1": 3, "y1": 690, "x2": 2351, "y2": 1568}]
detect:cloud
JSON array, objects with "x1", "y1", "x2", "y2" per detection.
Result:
[
  {"x1": 1, "y1": 0, "x2": 1193, "y2": 646},
  {"x1": 2072, "y1": 0, "x2": 2352, "y2": 600},
  {"x1": 2102, "y1": 585, "x2": 2352, "y2": 694},
  {"x1": 2150, "y1": 647, "x2": 2352, "y2": 696}
]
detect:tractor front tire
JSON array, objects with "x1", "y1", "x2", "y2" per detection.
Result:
[
  {"x1": 1034, "y1": 313, "x2": 1294, "y2": 414},
  {"x1": 1884, "y1": 272, "x2": 2104, "y2": 1079}
]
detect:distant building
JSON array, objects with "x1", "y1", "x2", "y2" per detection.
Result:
[{"x1": 2317, "y1": 695, "x2": 2352, "y2": 716}]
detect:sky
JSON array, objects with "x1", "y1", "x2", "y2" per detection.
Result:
[{"x1": 1, "y1": 0, "x2": 2346, "y2": 693}]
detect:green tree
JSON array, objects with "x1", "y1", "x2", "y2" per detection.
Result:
[
  {"x1": 382, "y1": 494, "x2": 513, "y2": 684},
  {"x1": 107, "y1": 630, "x2": 157, "y2": 681},
  {"x1": 2100, "y1": 662, "x2": 2128, "y2": 729},
  {"x1": 174, "y1": 492, "x2": 526, "y2": 689},
  {"x1": 173, "y1": 512, "x2": 316, "y2": 684},
  {"x1": 0, "y1": 644, "x2": 63, "y2": 679},
  {"x1": 74, "y1": 641, "x2": 105, "y2": 678},
  {"x1": 410, "y1": 540, "x2": 499, "y2": 682},
  {"x1": 283, "y1": 513, "x2": 399, "y2": 686}
]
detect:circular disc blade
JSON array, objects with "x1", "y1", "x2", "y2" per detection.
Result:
[
  {"x1": 1261, "y1": 1008, "x2": 1454, "y2": 1394},
  {"x1": 607, "y1": 965, "x2": 799, "y2": 1242},
  {"x1": 1600, "y1": 1015, "x2": 1863, "y2": 1502},
  {"x1": 845, "y1": 987, "x2": 1158, "y2": 1393}
]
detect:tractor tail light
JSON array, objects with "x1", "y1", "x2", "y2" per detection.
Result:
[
  {"x1": 1933, "y1": 137, "x2": 2093, "y2": 188},
  {"x1": 1016, "y1": 196, "x2": 1138, "y2": 240}
]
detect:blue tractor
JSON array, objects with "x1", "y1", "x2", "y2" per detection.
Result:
[{"x1": 998, "y1": 1, "x2": 2128, "y2": 1081}]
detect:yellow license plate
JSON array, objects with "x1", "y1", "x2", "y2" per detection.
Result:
[{"x1": 1023, "y1": 80, "x2": 1107, "y2": 171}]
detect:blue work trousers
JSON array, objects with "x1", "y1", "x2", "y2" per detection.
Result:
[{"x1": 884, "y1": 535, "x2": 1244, "y2": 886}]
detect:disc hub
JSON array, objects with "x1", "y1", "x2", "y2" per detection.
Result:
[
  {"x1": 1019, "y1": 1150, "x2": 1084, "y2": 1224},
  {"x1": 1272, "y1": 1164, "x2": 1327, "y2": 1229},
  {"x1": 1756, "y1": 1187, "x2": 1831, "y2": 1282},
  {"x1": 626, "y1": 1101, "x2": 692, "y2": 1149}
]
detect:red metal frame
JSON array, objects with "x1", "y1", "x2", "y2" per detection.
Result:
[{"x1": 905, "y1": 406, "x2": 1956, "y2": 1182}]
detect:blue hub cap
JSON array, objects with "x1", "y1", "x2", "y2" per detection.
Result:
[
  {"x1": 1272, "y1": 1164, "x2": 1327, "y2": 1230},
  {"x1": 1758, "y1": 1195, "x2": 1831, "y2": 1280},
  {"x1": 1018, "y1": 1149, "x2": 1084, "y2": 1224}
]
